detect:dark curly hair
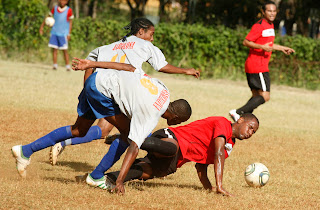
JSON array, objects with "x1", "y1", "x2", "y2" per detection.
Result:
[{"x1": 122, "y1": 18, "x2": 154, "y2": 42}]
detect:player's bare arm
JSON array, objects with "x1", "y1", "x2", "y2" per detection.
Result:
[
  {"x1": 243, "y1": 39, "x2": 273, "y2": 52},
  {"x1": 213, "y1": 136, "x2": 234, "y2": 197},
  {"x1": 195, "y1": 163, "x2": 216, "y2": 191},
  {"x1": 159, "y1": 64, "x2": 200, "y2": 79},
  {"x1": 111, "y1": 141, "x2": 139, "y2": 195},
  {"x1": 72, "y1": 57, "x2": 135, "y2": 72},
  {"x1": 272, "y1": 44, "x2": 295, "y2": 55},
  {"x1": 67, "y1": 19, "x2": 72, "y2": 41},
  {"x1": 83, "y1": 68, "x2": 94, "y2": 83}
]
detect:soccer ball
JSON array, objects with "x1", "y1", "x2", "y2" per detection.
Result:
[
  {"x1": 45, "y1": 17, "x2": 55, "y2": 27},
  {"x1": 244, "y1": 162, "x2": 270, "y2": 187}
]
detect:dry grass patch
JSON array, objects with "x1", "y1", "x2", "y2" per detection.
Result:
[{"x1": 0, "y1": 60, "x2": 319, "y2": 209}]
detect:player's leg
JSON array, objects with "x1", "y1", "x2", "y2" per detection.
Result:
[
  {"x1": 49, "y1": 120, "x2": 106, "y2": 166},
  {"x1": 52, "y1": 48, "x2": 58, "y2": 70},
  {"x1": 12, "y1": 116, "x2": 95, "y2": 177},
  {"x1": 48, "y1": 34, "x2": 58, "y2": 70},
  {"x1": 63, "y1": 50, "x2": 70, "y2": 71},
  {"x1": 141, "y1": 128, "x2": 179, "y2": 157},
  {"x1": 87, "y1": 114, "x2": 130, "y2": 187},
  {"x1": 230, "y1": 72, "x2": 269, "y2": 121},
  {"x1": 106, "y1": 161, "x2": 153, "y2": 185}
]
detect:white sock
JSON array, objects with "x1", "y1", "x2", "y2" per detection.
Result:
[
  {"x1": 53, "y1": 64, "x2": 58, "y2": 69},
  {"x1": 66, "y1": 64, "x2": 71, "y2": 69}
]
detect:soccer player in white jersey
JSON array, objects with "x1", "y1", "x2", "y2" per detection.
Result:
[
  {"x1": 49, "y1": 18, "x2": 200, "y2": 167},
  {"x1": 12, "y1": 61, "x2": 192, "y2": 194}
]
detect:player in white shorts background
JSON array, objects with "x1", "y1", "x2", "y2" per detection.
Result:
[
  {"x1": 12, "y1": 61, "x2": 192, "y2": 194},
  {"x1": 49, "y1": 17, "x2": 200, "y2": 167}
]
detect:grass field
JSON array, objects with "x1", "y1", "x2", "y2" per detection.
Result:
[{"x1": 0, "y1": 60, "x2": 319, "y2": 209}]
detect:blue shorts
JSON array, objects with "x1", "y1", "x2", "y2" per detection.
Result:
[
  {"x1": 77, "y1": 72, "x2": 121, "y2": 120},
  {"x1": 48, "y1": 34, "x2": 68, "y2": 50}
]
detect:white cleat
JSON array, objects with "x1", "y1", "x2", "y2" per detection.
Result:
[
  {"x1": 11, "y1": 145, "x2": 31, "y2": 178},
  {"x1": 49, "y1": 142, "x2": 65, "y2": 166},
  {"x1": 229, "y1": 109, "x2": 240, "y2": 122},
  {"x1": 86, "y1": 174, "x2": 114, "y2": 190}
]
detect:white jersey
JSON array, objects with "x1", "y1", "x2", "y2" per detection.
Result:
[
  {"x1": 95, "y1": 70, "x2": 170, "y2": 148},
  {"x1": 86, "y1": 36, "x2": 168, "y2": 74}
]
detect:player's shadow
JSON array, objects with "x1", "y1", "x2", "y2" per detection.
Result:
[
  {"x1": 43, "y1": 160, "x2": 95, "y2": 172},
  {"x1": 127, "y1": 180, "x2": 203, "y2": 191}
]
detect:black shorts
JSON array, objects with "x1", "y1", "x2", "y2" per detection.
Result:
[
  {"x1": 246, "y1": 72, "x2": 270, "y2": 92},
  {"x1": 137, "y1": 128, "x2": 179, "y2": 178}
]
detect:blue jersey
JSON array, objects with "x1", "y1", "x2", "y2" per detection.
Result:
[{"x1": 51, "y1": 6, "x2": 71, "y2": 36}]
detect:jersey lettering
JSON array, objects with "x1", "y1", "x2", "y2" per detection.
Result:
[
  {"x1": 112, "y1": 42, "x2": 136, "y2": 50},
  {"x1": 140, "y1": 78, "x2": 158, "y2": 95},
  {"x1": 153, "y1": 89, "x2": 169, "y2": 111}
]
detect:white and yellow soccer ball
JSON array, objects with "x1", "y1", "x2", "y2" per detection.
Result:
[
  {"x1": 45, "y1": 17, "x2": 55, "y2": 27},
  {"x1": 244, "y1": 162, "x2": 270, "y2": 187}
]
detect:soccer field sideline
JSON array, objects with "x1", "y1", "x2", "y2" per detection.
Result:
[{"x1": 0, "y1": 60, "x2": 319, "y2": 209}]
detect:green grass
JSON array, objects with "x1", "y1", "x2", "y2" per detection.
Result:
[{"x1": 0, "y1": 60, "x2": 319, "y2": 209}]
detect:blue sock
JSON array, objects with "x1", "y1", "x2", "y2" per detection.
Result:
[
  {"x1": 90, "y1": 138, "x2": 129, "y2": 179},
  {"x1": 22, "y1": 126, "x2": 73, "y2": 158},
  {"x1": 68, "y1": 126, "x2": 102, "y2": 145}
]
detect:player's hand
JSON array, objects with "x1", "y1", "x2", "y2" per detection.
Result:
[
  {"x1": 282, "y1": 47, "x2": 295, "y2": 55},
  {"x1": 39, "y1": 28, "x2": 43, "y2": 36},
  {"x1": 261, "y1": 42, "x2": 273, "y2": 52},
  {"x1": 72, "y1": 57, "x2": 91, "y2": 70},
  {"x1": 216, "y1": 186, "x2": 234, "y2": 197},
  {"x1": 185, "y1": 68, "x2": 200, "y2": 79},
  {"x1": 111, "y1": 181, "x2": 125, "y2": 195},
  {"x1": 67, "y1": 34, "x2": 71, "y2": 41}
]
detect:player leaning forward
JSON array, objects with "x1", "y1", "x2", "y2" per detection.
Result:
[
  {"x1": 229, "y1": 1, "x2": 295, "y2": 121},
  {"x1": 12, "y1": 63, "x2": 191, "y2": 194}
]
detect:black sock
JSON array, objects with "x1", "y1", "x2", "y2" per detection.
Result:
[
  {"x1": 106, "y1": 165, "x2": 143, "y2": 184},
  {"x1": 140, "y1": 137, "x2": 177, "y2": 156},
  {"x1": 236, "y1": 95, "x2": 265, "y2": 114}
]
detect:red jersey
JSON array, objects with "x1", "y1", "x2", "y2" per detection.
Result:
[
  {"x1": 245, "y1": 19, "x2": 275, "y2": 73},
  {"x1": 169, "y1": 117, "x2": 235, "y2": 168}
]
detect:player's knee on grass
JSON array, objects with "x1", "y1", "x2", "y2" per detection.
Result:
[{"x1": 140, "y1": 137, "x2": 178, "y2": 157}]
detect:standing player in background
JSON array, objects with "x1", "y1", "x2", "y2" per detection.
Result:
[
  {"x1": 39, "y1": 0, "x2": 73, "y2": 71},
  {"x1": 49, "y1": 18, "x2": 200, "y2": 166},
  {"x1": 229, "y1": 1, "x2": 295, "y2": 122}
]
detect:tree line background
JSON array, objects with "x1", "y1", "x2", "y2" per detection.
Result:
[
  {"x1": 43, "y1": 0, "x2": 319, "y2": 36},
  {"x1": 0, "y1": 0, "x2": 319, "y2": 90}
]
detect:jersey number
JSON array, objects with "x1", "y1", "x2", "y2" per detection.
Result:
[
  {"x1": 140, "y1": 78, "x2": 158, "y2": 95},
  {"x1": 111, "y1": 54, "x2": 126, "y2": 63}
]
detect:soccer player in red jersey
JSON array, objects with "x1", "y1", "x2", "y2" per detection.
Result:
[
  {"x1": 92, "y1": 113, "x2": 259, "y2": 196},
  {"x1": 229, "y1": 1, "x2": 295, "y2": 122}
]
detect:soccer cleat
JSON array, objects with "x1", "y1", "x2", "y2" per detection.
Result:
[
  {"x1": 86, "y1": 174, "x2": 114, "y2": 190},
  {"x1": 229, "y1": 109, "x2": 240, "y2": 122},
  {"x1": 11, "y1": 145, "x2": 31, "y2": 178},
  {"x1": 49, "y1": 142, "x2": 65, "y2": 166}
]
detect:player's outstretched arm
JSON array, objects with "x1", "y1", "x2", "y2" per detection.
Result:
[
  {"x1": 159, "y1": 64, "x2": 200, "y2": 79},
  {"x1": 195, "y1": 163, "x2": 215, "y2": 191},
  {"x1": 111, "y1": 141, "x2": 139, "y2": 195},
  {"x1": 72, "y1": 57, "x2": 135, "y2": 72},
  {"x1": 272, "y1": 44, "x2": 295, "y2": 55},
  {"x1": 243, "y1": 39, "x2": 273, "y2": 52},
  {"x1": 213, "y1": 137, "x2": 234, "y2": 197}
]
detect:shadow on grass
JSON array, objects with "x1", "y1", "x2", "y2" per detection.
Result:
[
  {"x1": 126, "y1": 180, "x2": 203, "y2": 191},
  {"x1": 42, "y1": 160, "x2": 95, "y2": 172}
]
